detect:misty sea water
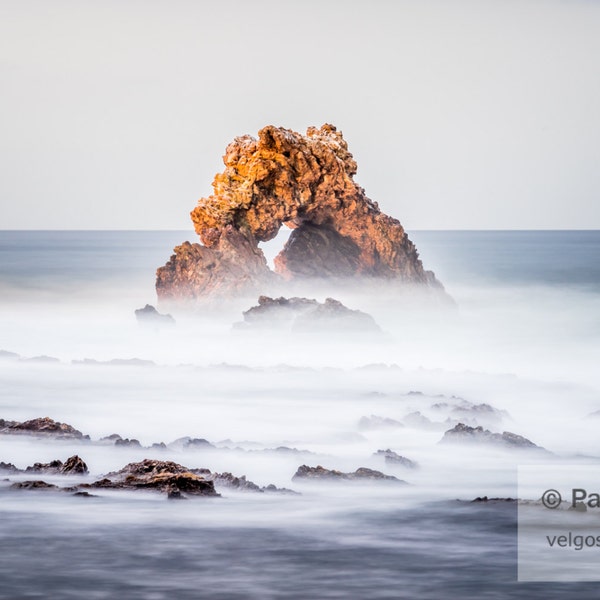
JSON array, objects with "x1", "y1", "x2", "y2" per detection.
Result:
[
  {"x1": 0, "y1": 230, "x2": 599, "y2": 600},
  {"x1": 1, "y1": 230, "x2": 599, "y2": 293}
]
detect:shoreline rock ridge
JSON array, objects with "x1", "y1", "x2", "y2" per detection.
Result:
[{"x1": 156, "y1": 124, "x2": 442, "y2": 304}]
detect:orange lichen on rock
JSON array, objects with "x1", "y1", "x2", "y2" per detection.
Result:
[{"x1": 156, "y1": 124, "x2": 441, "y2": 303}]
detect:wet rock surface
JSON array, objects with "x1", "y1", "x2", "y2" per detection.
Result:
[
  {"x1": 156, "y1": 124, "x2": 443, "y2": 304},
  {"x1": 87, "y1": 459, "x2": 219, "y2": 497},
  {"x1": 292, "y1": 464, "x2": 405, "y2": 483}
]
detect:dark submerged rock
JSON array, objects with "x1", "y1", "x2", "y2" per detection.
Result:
[
  {"x1": 10, "y1": 480, "x2": 60, "y2": 490},
  {"x1": 238, "y1": 296, "x2": 380, "y2": 333}
]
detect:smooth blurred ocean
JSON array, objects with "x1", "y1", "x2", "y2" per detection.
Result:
[{"x1": 0, "y1": 229, "x2": 599, "y2": 600}]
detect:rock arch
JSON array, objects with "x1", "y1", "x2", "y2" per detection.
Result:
[{"x1": 156, "y1": 124, "x2": 440, "y2": 303}]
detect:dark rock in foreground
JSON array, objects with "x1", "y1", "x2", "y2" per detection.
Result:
[
  {"x1": 135, "y1": 304, "x2": 175, "y2": 326},
  {"x1": 440, "y1": 423, "x2": 545, "y2": 450},
  {"x1": 293, "y1": 464, "x2": 405, "y2": 483},
  {"x1": 0, "y1": 417, "x2": 86, "y2": 440},
  {"x1": 374, "y1": 450, "x2": 418, "y2": 468},
  {"x1": 6, "y1": 457, "x2": 296, "y2": 498},
  {"x1": 238, "y1": 296, "x2": 380, "y2": 333},
  {"x1": 90, "y1": 459, "x2": 219, "y2": 497}
]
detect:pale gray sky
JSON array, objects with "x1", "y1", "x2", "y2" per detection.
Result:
[{"x1": 1, "y1": 0, "x2": 599, "y2": 230}]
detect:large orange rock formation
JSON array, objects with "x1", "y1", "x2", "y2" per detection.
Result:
[{"x1": 156, "y1": 124, "x2": 441, "y2": 303}]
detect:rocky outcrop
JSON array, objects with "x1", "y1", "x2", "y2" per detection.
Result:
[
  {"x1": 87, "y1": 460, "x2": 293, "y2": 496},
  {"x1": 237, "y1": 296, "x2": 380, "y2": 333},
  {"x1": 471, "y1": 496, "x2": 516, "y2": 503},
  {"x1": 374, "y1": 450, "x2": 418, "y2": 468},
  {"x1": 114, "y1": 438, "x2": 142, "y2": 448},
  {"x1": 25, "y1": 455, "x2": 88, "y2": 475},
  {"x1": 168, "y1": 437, "x2": 216, "y2": 450},
  {"x1": 210, "y1": 471, "x2": 296, "y2": 494},
  {"x1": 88, "y1": 459, "x2": 219, "y2": 497},
  {"x1": 10, "y1": 480, "x2": 62, "y2": 491},
  {"x1": 156, "y1": 124, "x2": 442, "y2": 304},
  {"x1": 3, "y1": 455, "x2": 89, "y2": 475},
  {"x1": 134, "y1": 304, "x2": 175, "y2": 326},
  {"x1": 292, "y1": 464, "x2": 405, "y2": 483},
  {"x1": 0, "y1": 417, "x2": 86, "y2": 440},
  {"x1": 0, "y1": 461, "x2": 20, "y2": 474},
  {"x1": 4, "y1": 457, "x2": 293, "y2": 498},
  {"x1": 440, "y1": 423, "x2": 545, "y2": 450}
]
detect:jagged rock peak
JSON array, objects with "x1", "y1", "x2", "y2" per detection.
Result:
[{"x1": 156, "y1": 124, "x2": 442, "y2": 304}]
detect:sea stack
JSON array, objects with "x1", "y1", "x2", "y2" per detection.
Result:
[{"x1": 156, "y1": 124, "x2": 442, "y2": 305}]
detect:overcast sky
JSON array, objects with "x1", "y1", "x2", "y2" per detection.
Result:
[{"x1": 1, "y1": 0, "x2": 598, "y2": 230}]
